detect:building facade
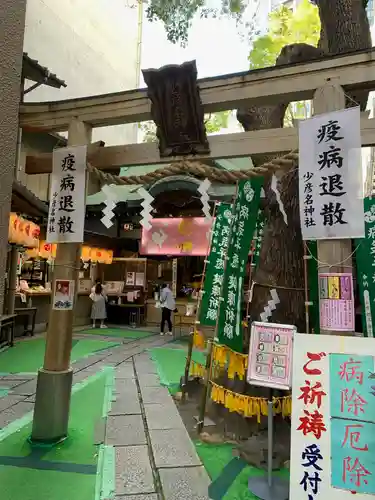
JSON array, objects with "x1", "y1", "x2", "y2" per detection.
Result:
[
  {"x1": 19, "y1": 0, "x2": 143, "y2": 201},
  {"x1": 23, "y1": 0, "x2": 142, "y2": 146},
  {"x1": 0, "y1": 0, "x2": 27, "y2": 313}
]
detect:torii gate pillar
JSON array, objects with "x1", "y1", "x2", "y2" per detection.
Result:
[
  {"x1": 313, "y1": 83, "x2": 354, "y2": 336},
  {"x1": 31, "y1": 119, "x2": 92, "y2": 444}
]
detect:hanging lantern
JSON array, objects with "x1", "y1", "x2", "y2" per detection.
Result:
[
  {"x1": 39, "y1": 241, "x2": 57, "y2": 260},
  {"x1": 25, "y1": 247, "x2": 39, "y2": 259},
  {"x1": 106, "y1": 250, "x2": 113, "y2": 264},
  {"x1": 103, "y1": 250, "x2": 113, "y2": 265},
  {"x1": 8, "y1": 213, "x2": 40, "y2": 248},
  {"x1": 81, "y1": 246, "x2": 92, "y2": 262}
]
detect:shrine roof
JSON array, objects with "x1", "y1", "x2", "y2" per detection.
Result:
[
  {"x1": 22, "y1": 53, "x2": 67, "y2": 89},
  {"x1": 11, "y1": 180, "x2": 48, "y2": 218}
]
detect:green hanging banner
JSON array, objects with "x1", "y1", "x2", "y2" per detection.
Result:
[
  {"x1": 217, "y1": 179, "x2": 263, "y2": 352},
  {"x1": 199, "y1": 203, "x2": 233, "y2": 326},
  {"x1": 355, "y1": 197, "x2": 375, "y2": 337}
]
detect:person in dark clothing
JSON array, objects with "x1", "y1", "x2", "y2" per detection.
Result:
[{"x1": 159, "y1": 283, "x2": 175, "y2": 336}]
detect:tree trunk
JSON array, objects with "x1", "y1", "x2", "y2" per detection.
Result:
[
  {"x1": 317, "y1": 0, "x2": 371, "y2": 56},
  {"x1": 238, "y1": 0, "x2": 372, "y2": 332}
]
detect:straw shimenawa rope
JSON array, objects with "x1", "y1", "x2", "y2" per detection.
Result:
[{"x1": 87, "y1": 151, "x2": 299, "y2": 187}]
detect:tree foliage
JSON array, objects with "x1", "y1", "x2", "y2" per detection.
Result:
[
  {"x1": 145, "y1": 0, "x2": 248, "y2": 46},
  {"x1": 247, "y1": 0, "x2": 319, "y2": 126},
  {"x1": 204, "y1": 110, "x2": 231, "y2": 133},
  {"x1": 144, "y1": 0, "x2": 370, "y2": 47},
  {"x1": 248, "y1": 0, "x2": 320, "y2": 70},
  {"x1": 138, "y1": 110, "x2": 231, "y2": 142}
]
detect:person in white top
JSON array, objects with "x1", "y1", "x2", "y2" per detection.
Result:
[
  {"x1": 159, "y1": 283, "x2": 175, "y2": 336},
  {"x1": 91, "y1": 279, "x2": 107, "y2": 296},
  {"x1": 89, "y1": 282, "x2": 108, "y2": 329}
]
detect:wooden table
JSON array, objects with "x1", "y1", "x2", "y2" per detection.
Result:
[
  {"x1": 106, "y1": 303, "x2": 145, "y2": 326},
  {"x1": 0, "y1": 314, "x2": 16, "y2": 348}
]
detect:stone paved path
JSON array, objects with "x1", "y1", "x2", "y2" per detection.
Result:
[
  {"x1": 109, "y1": 352, "x2": 210, "y2": 500},
  {"x1": 0, "y1": 334, "x2": 211, "y2": 499}
]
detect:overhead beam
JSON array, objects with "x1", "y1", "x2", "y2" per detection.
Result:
[
  {"x1": 20, "y1": 48, "x2": 375, "y2": 132},
  {"x1": 25, "y1": 116, "x2": 375, "y2": 174}
]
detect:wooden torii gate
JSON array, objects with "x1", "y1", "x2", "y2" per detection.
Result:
[{"x1": 23, "y1": 48, "x2": 375, "y2": 444}]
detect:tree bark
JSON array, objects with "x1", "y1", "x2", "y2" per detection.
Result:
[
  {"x1": 317, "y1": 0, "x2": 371, "y2": 56},
  {"x1": 238, "y1": 0, "x2": 372, "y2": 332}
]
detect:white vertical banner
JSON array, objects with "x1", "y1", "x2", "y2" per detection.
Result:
[
  {"x1": 299, "y1": 107, "x2": 364, "y2": 240},
  {"x1": 47, "y1": 146, "x2": 87, "y2": 243}
]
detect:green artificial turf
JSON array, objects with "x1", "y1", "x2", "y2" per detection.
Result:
[
  {"x1": 0, "y1": 338, "x2": 119, "y2": 374},
  {"x1": 0, "y1": 468, "x2": 97, "y2": 500},
  {"x1": 195, "y1": 441, "x2": 289, "y2": 500},
  {"x1": 79, "y1": 327, "x2": 154, "y2": 339},
  {"x1": 148, "y1": 346, "x2": 206, "y2": 394},
  {"x1": 0, "y1": 370, "x2": 111, "y2": 500},
  {"x1": 43, "y1": 372, "x2": 107, "y2": 465}
]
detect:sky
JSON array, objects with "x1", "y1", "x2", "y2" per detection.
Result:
[
  {"x1": 139, "y1": 7, "x2": 252, "y2": 136},
  {"x1": 140, "y1": 8, "x2": 251, "y2": 84}
]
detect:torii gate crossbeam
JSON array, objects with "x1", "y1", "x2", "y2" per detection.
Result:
[{"x1": 20, "y1": 48, "x2": 375, "y2": 133}]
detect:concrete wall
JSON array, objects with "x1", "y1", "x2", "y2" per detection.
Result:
[
  {"x1": 23, "y1": 0, "x2": 142, "y2": 146},
  {"x1": 0, "y1": 0, "x2": 27, "y2": 313},
  {"x1": 17, "y1": 131, "x2": 63, "y2": 201},
  {"x1": 14, "y1": 294, "x2": 92, "y2": 334}
]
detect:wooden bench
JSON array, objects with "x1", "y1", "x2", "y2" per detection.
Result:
[{"x1": 0, "y1": 314, "x2": 16, "y2": 348}]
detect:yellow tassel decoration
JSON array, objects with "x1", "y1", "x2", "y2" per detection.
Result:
[
  {"x1": 193, "y1": 330, "x2": 206, "y2": 349},
  {"x1": 227, "y1": 351, "x2": 247, "y2": 380},
  {"x1": 209, "y1": 382, "x2": 292, "y2": 421},
  {"x1": 190, "y1": 360, "x2": 206, "y2": 378},
  {"x1": 186, "y1": 341, "x2": 292, "y2": 422},
  {"x1": 212, "y1": 345, "x2": 227, "y2": 368}
]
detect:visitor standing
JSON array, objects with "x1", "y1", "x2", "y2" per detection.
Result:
[
  {"x1": 159, "y1": 283, "x2": 175, "y2": 336},
  {"x1": 91, "y1": 278, "x2": 106, "y2": 296},
  {"x1": 90, "y1": 283, "x2": 108, "y2": 329}
]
